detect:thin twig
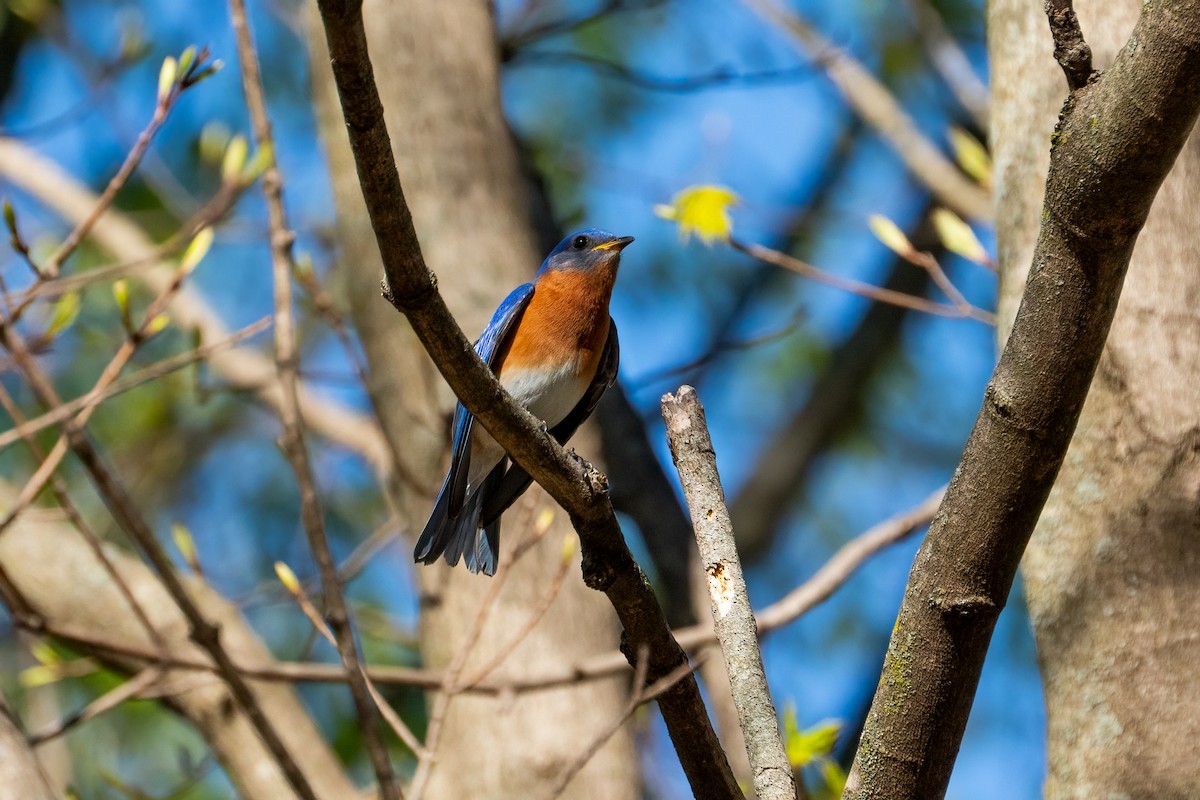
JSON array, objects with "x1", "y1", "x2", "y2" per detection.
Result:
[
  {"x1": 226, "y1": 2, "x2": 398, "y2": 797},
  {"x1": 0, "y1": 138, "x2": 394, "y2": 477},
  {"x1": 0, "y1": 383, "x2": 167, "y2": 654},
  {"x1": 904, "y1": 0, "x2": 990, "y2": 129},
  {"x1": 0, "y1": 318, "x2": 270, "y2": 453},
  {"x1": 545, "y1": 649, "x2": 707, "y2": 799},
  {"x1": 409, "y1": 508, "x2": 543, "y2": 800},
  {"x1": 39, "y1": 50, "x2": 212, "y2": 277},
  {"x1": 732, "y1": 238, "x2": 994, "y2": 324},
  {"x1": 0, "y1": 326, "x2": 320, "y2": 800},
  {"x1": 663, "y1": 387, "x2": 794, "y2": 800},
  {"x1": 27, "y1": 667, "x2": 163, "y2": 746},
  {"x1": 1046, "y1": 0, "x2": 1095, "y2": 91},
  {"x1": 741, "y1": 0, "x2": 992, "y2": 221},
  {"x1": 277, "y1": 565, "x2": 423, "y2": 756}
]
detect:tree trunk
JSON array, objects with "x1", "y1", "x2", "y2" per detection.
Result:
[
  {"x1": 306, "y1": 3, "x2": 638, "y2": 798},
  {"x1": 990, "y1": 2, "x2": 1200, "y2": 796}
]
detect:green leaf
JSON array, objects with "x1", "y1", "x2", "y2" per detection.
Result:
[
  {"x1": 47, "y1": 291, "x2": 80, "y2": 338},
  {"x1": 179, "y1": 227, "x2": 214, "y2": 276},
  {"x1": 177, "y1": 46, "x2": 197, "y2": 79},
  {"x1": 222, "y1": 136, "x2": 248, "y2": 184},
  {"x1": 158, "y1": 56, "x2": 178, "y2": 102},
  {"x1": 172, "y1": 522, "x2": 199, "y2": 573},
  {"x1": 949, "y1": 126, "x2": 992, "y2": 187},
  {"x1": 782, "y1": 704, "x2": 841, "y2": 768},
  {"x1": 655, "y1": 184, "x2": 740, "y2": 245},
  {"x1": 931, "y1": 208, "x2": 990, "y2": 266},
  {"x1": 868, "y1": 214, "x2": 913, "y2": 257},
  {"x1": 243, "y1": 142, "x2": 274, "y2": 183}
]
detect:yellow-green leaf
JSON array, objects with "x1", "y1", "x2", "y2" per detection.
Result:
[
  {"x1": 782, "y1": 706, "x2": 841, "y2": 769},
  {"x1": 172, "y1": 522, "x2": 198, "y2": 572},
  {"x1": 198, "y1": 121, "x2": 232, "y2": 166},
  {"x1": 19, "y1": 665, "x2": 61, "y2": 688},
  {"x1": 158, "y1": 56, "x2": 178, "y2": 102},
  {"x1": 222, "y1": 135, "x2": 248, "y2": 183},
  {"x1": 655, "y1": 185, "x2": 740, "y2": 245},
  {"x1": 561, "y1": 533, "x2": 577, "y2": 565},
  {"x1": 818, "y1": 759, "x2": 848, "y2": 799},
  {"x1": 2, "y1": 199, "x2": 16, "y2": 238},
  {"x1": 534, "y1": 507, "x2": 555, "y2": 537},
  {"x1": 243, "y1": 142, "x2": 274, "y2": 182},
  {"x1": 932, "y1": 208, "x2": 989, "y2": 266},
  {"x1": 179, "y1": 227, "x2": 214, "y2": 276},
  {"x1": 274, "y1": 561, "x2": 301, "y2": 595},
  {"x1": 144, "y1": 313, "x2": 170, "y2": 337},
  {"x1": 47, "y1": 291, "x2": 80, "y2": 338},
  {"x1": 949, "y1": 126, "x2": 992, "y2": 187},
  {"x1": 868, "y1": 214, "x2": 913, "y2": 257},
  {"x1": 30, "y1": 639, "x2": 59, "y2": 666},
  {"x1": 177, "y1": 46, "x2": 197, "y2": 79}
]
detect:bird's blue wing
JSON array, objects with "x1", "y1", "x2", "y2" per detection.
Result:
[
  {"x1": 444, "y1": 283, "x2": 535, "y2": 514},
  {"x1": 479, "y1": 318, "x2": 620, "y2": 528}
]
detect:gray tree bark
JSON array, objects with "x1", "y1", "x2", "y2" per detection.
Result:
[
  {"x1": 306, "y1": 3, "x2": 638, "y2": 798},
  {"x1": 0, "y1": 692, "x2": 62, "y2": 800},
  {"x1": 990, "y1": 2, "x2": 1200, "y2": 796}
]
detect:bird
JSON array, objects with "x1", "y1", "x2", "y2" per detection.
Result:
[{"x1": 413, "y1": 229, "x2": 633, "y2": 576}]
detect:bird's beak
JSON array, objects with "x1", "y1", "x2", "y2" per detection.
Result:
[{"x1": 592, "y1": 235, "x2": 635, "y2": 252}]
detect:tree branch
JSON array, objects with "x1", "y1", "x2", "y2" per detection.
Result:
[
  {"x1": 845, "y1": 4, "x2": 1200, "y2": 797},
  {"x1": 0, "y1": 139, "x2": 393, "y2": 475},
  {"x1": 312, "y1": 0, "x2": 739, "y2": 793},
  {"x1": 0, "y1": 483, "x2": 359, "y2": 800},
  {"x1": 1046, "y1": 0, "x2": 1095, "y2": 91},
  {"x1": 741, "y1": 0, "x2": 993, "y2": 221},
  {"x1": 663, "y1": 387, "x2": 794, "y2": 800}
]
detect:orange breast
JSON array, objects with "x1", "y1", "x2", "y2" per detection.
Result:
[{"x1": 497, "y1": 266, "x2": 615, "y2": 380}]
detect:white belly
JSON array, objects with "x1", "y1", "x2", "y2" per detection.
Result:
[{"x1": 466, "y1": 360, "x2": 590, "y2": 487}]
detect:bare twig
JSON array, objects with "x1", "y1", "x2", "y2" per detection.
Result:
[
  {"x1": 0, "y1": 383, "x2": 166, "y2": 654},
  {"x1": 741, "y1": 0, "x2": 992, "y2": 221},
  {"x1": 0, "y1": 318, "x2": 270, "y2": 453},
  {"x1": 0, "y1": 326, "x2": 320, "y2": 800},
  {"x1": 226, "y1": 2, "x2": 398, "y2": 796},
  {"x1": 905, "y1": 0, "x2": 990, "y2": 129},
  {"x1": 0, "y1": 138, "x2": 393, "y2": 475},
  {"x1": 27, "y1": 668, "x2": 163, "y2": 746},
  {"x1": 40, "y1": 49, "x2": 215, "y2": 277},
  {"x1": 1046, "y1": 0, "x2": 1095, "y2": 91},
  {"x1": 276, "y1": 564, "x2": 423, "y2": 756},
  {"x1": 409, "y1": 511, "x2": 543, "y2": 800},
  {"x1": 546, "y1": 652, "x2": 707, "y2": 799},
  {"x1": 731, "y1": 238, "x2": 994, "y2": 324},
  {"x1": 510, "y1": 50, "x2": 814, "y2": 93},
  {"x1": 663, "y1": 387, "x2": 794, "y2": 800}
]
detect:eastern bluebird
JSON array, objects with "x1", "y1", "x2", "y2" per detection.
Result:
[{"x1": 414, "y1": 229, "x2": 633, "y2": 575}]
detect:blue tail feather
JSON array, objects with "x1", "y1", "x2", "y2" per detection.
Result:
[{"x1": 413, "y1": 461, "x2": 507, "y2": 576}]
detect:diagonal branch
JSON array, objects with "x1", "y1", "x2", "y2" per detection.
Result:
[
  {"x1": 312, "y1": 1, "x2": 739, "y2": 794},
  {"x1": 845, "y1": 4, "x2": 1200, "y2": 798},
  {"x1": 741, "y1": 0, "x2": 993, "y2": 221}
]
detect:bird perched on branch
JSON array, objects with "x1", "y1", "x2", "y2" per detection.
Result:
[{"x1": 414, "y1": 229, "x2": 633, "y2": 575}]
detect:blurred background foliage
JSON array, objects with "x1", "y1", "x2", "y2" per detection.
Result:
[{"x1": 0, "y1": 0, "x2": 1042, "y2": 797}]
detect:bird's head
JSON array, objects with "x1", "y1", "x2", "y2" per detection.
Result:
[{"x1": 537, "y1": 229, "x2": 634, "y2": 276}]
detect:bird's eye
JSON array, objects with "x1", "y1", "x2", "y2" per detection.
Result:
[{"x1": 572, "y1": 235, "x2": 589, "y2": 250}]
